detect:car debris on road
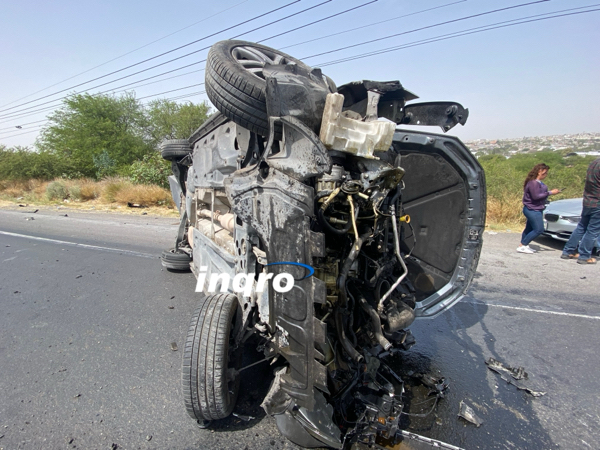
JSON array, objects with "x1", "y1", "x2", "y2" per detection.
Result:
[
  {"x1": 485, "y1": 357, "x2": 546, "y2": 397},
  {"x1": 458, "y1": 401, "x2": 483, "y2": 428}
]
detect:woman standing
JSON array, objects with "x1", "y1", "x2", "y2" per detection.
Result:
[{"x1": 518, "y1": 163, "x2": 560, "y2": 254}]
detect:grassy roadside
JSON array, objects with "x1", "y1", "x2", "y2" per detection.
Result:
[
  {"x1": 1, "y1": 177, "x2": 531, "y2": 229},
  {"x1": 0, "y1": 178, "x2": 179, "y2": 217}
]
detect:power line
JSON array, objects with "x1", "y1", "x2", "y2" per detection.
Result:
[
  {"x1": 301, "y1": 0, "x2": 550, "y2": 60},
  {"x1": 279, "y1": 0, "x2": 466, "y2": 50},
  {"x1": 0, "y1": 119, "x2": 47, "y2": 133},
  {"x1": 315, "y1": 6, "x2": 600, "y2": 67},
  {"x1": 137, "y1": 84, "x2": 205, "y2": 101},
  {"x1": 0, "y1": 125, "x2": 44, "y2": 137},
  {"x1": 257, "y1": 0, "x2": 378, "y2": 43},
  {"x1": 109, "y1": 69, "x2": 204, "y2": 94},
  {"x1": 231, "y1": 0, "x2": 334, "y2": 39},
  {"x1": 0, "y1": 129, "x2": 42, "y2": 140},
  {"x1": 0, "y1": 0, "x2": 302, "y2": 115},
  {"x1": 0, "y1": 0, "x2": 250, "y2": 110}
]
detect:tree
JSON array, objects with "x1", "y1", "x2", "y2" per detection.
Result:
[
  {"x1": 36, "y1": 93, "x2": 152, "y2": 178},
  {"x1": 145, "y1": 99, "x2": 211, "y2": 146}
]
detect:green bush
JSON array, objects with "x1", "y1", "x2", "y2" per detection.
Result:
[
  {"x1": 0, "y1": 146, "x2": 77, "y2": 181},
  {"x1": 129, "y1": 152, "x2": 171, "y2": 189},
  {"x1": 46, "y1": 181, "x2": 69, "y2": 200},
  {"x1": 68, "y1": 184, "x2": 82, "y2": 200}
]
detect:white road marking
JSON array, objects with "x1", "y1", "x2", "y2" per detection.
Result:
[
  {"x1": 466, "y1": 300, "x2": 600, "y2": 320},
  {"x1": 0, "y1": 230, "x2": 156, "y2": 259}
]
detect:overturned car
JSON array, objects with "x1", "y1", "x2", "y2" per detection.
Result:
[{"x1": 160, "y1": 40, "x2": 485, "y2": 448}]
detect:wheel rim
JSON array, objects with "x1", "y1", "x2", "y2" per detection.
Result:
[{"x1": 231, "y1": 45, "x2": 290, "y2": 81}]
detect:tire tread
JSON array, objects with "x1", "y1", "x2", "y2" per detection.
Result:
[{"x1": 182, "y1": 293, "x2": 240, "y2": 421}]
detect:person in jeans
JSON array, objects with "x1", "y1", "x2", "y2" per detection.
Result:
[
  {"x1": 518, "y1": 163, "x2": 560, "y2": 254},
  {"x1": 561, "y1": 157, "x2": 600, "y2": 264}
]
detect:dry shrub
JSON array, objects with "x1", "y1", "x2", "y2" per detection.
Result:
[
  {"x1": 67, "y1": 178, "x2": 100, "y2": 201},
  {"x1": 0, "y1": 180, "x2": 28, "y2": 197},
  {"x1": 101, "y1": 177, "x2": 131, "y2": 202},
  {"x1": 30, "y1": 179, "x2": 49, "y2": 196},
  {"x1": 114, "y1": 184, "x2": 173, "y2": 207},
  {"x1": 486, "y1": 192, "x2": 525, "y2": 226},
  {"x1": 0, "y1": 179, "x2": 49, "y2": 202},
  {"x1": 79, "y1": 180, "x2": 100, "y2": 200}
]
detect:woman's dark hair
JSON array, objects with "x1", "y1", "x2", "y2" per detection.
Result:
[{"x1": 523, "y1": 163, "x2": 550, "y2": 189}]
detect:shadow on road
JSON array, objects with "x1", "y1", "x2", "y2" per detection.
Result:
[{"x1": 386, "y1": 299, "x2": 558, "y2": 449}]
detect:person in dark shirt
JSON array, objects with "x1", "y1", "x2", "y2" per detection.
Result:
[
  {"x1": 517, "y1": 163, "x2": 560, "y2": 254},
  {"x1": 561, "y1": 157, "x2": 600, "y2": 264}
]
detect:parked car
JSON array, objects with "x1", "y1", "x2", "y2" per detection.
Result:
[
  {"x1": 160, "y1": 40, "x2": 486, "y2": 448},
  {"x1": 543, "y1": 198, "x2": 600, "y2": 251}
]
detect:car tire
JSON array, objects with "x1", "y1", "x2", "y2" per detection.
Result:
[
  {"x1": 161, "y1": 249, "x2": 191, "y2": 271},
  {"x1": 182, "y1": 293, "x2": 242, "y2": 422},
  {"x1": 160, "y1": 139, "x2": 192, "y2": 161},
  {"x1": 205, "y1": 40, "x2": 314, "y2": 137}
]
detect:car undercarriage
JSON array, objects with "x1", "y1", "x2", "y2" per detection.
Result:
[{"x1": 160, "y1": 40, "x2": 485, "y2": 449}]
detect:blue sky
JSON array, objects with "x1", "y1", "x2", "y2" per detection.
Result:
[{"x1": 1, "y1": 0, "x2": 599, "y2": 147}]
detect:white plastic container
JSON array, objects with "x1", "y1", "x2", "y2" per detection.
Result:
[{"x1": 319, "y1": 93, "x2": 396, "y2": 159}]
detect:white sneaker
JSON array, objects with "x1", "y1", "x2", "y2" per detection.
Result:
[{"x1": 517, "y1": 245, "x2": 535, "y2": 254}]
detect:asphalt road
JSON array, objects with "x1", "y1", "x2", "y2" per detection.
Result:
[{"x1": 1, "y1": 207, "x2": 599, "y2": 450}]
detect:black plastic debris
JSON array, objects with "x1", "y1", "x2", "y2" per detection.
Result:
[
  {"x1": 485, "y1": 357, "x2": 546, "y2": 397},
  {"x1": 415, "y1": 373, "x2": 449, "y2": 398},
  {"x1": 458, "y1": 401, "x2": 483, "y2": 427}
]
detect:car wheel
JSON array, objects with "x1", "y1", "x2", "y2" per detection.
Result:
[
  {"x1": 161, "y1": 248, "x2": 191, "y2": 271},
  {"x1": 182, "y1": 293, "x2": 242, "y2": 422},
  {"x1": 160, "y1": 139, "x2": 192, "y2": 161},
  {"x1": 205, "y1": 40, "x2": 314, "y2": 137}
]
